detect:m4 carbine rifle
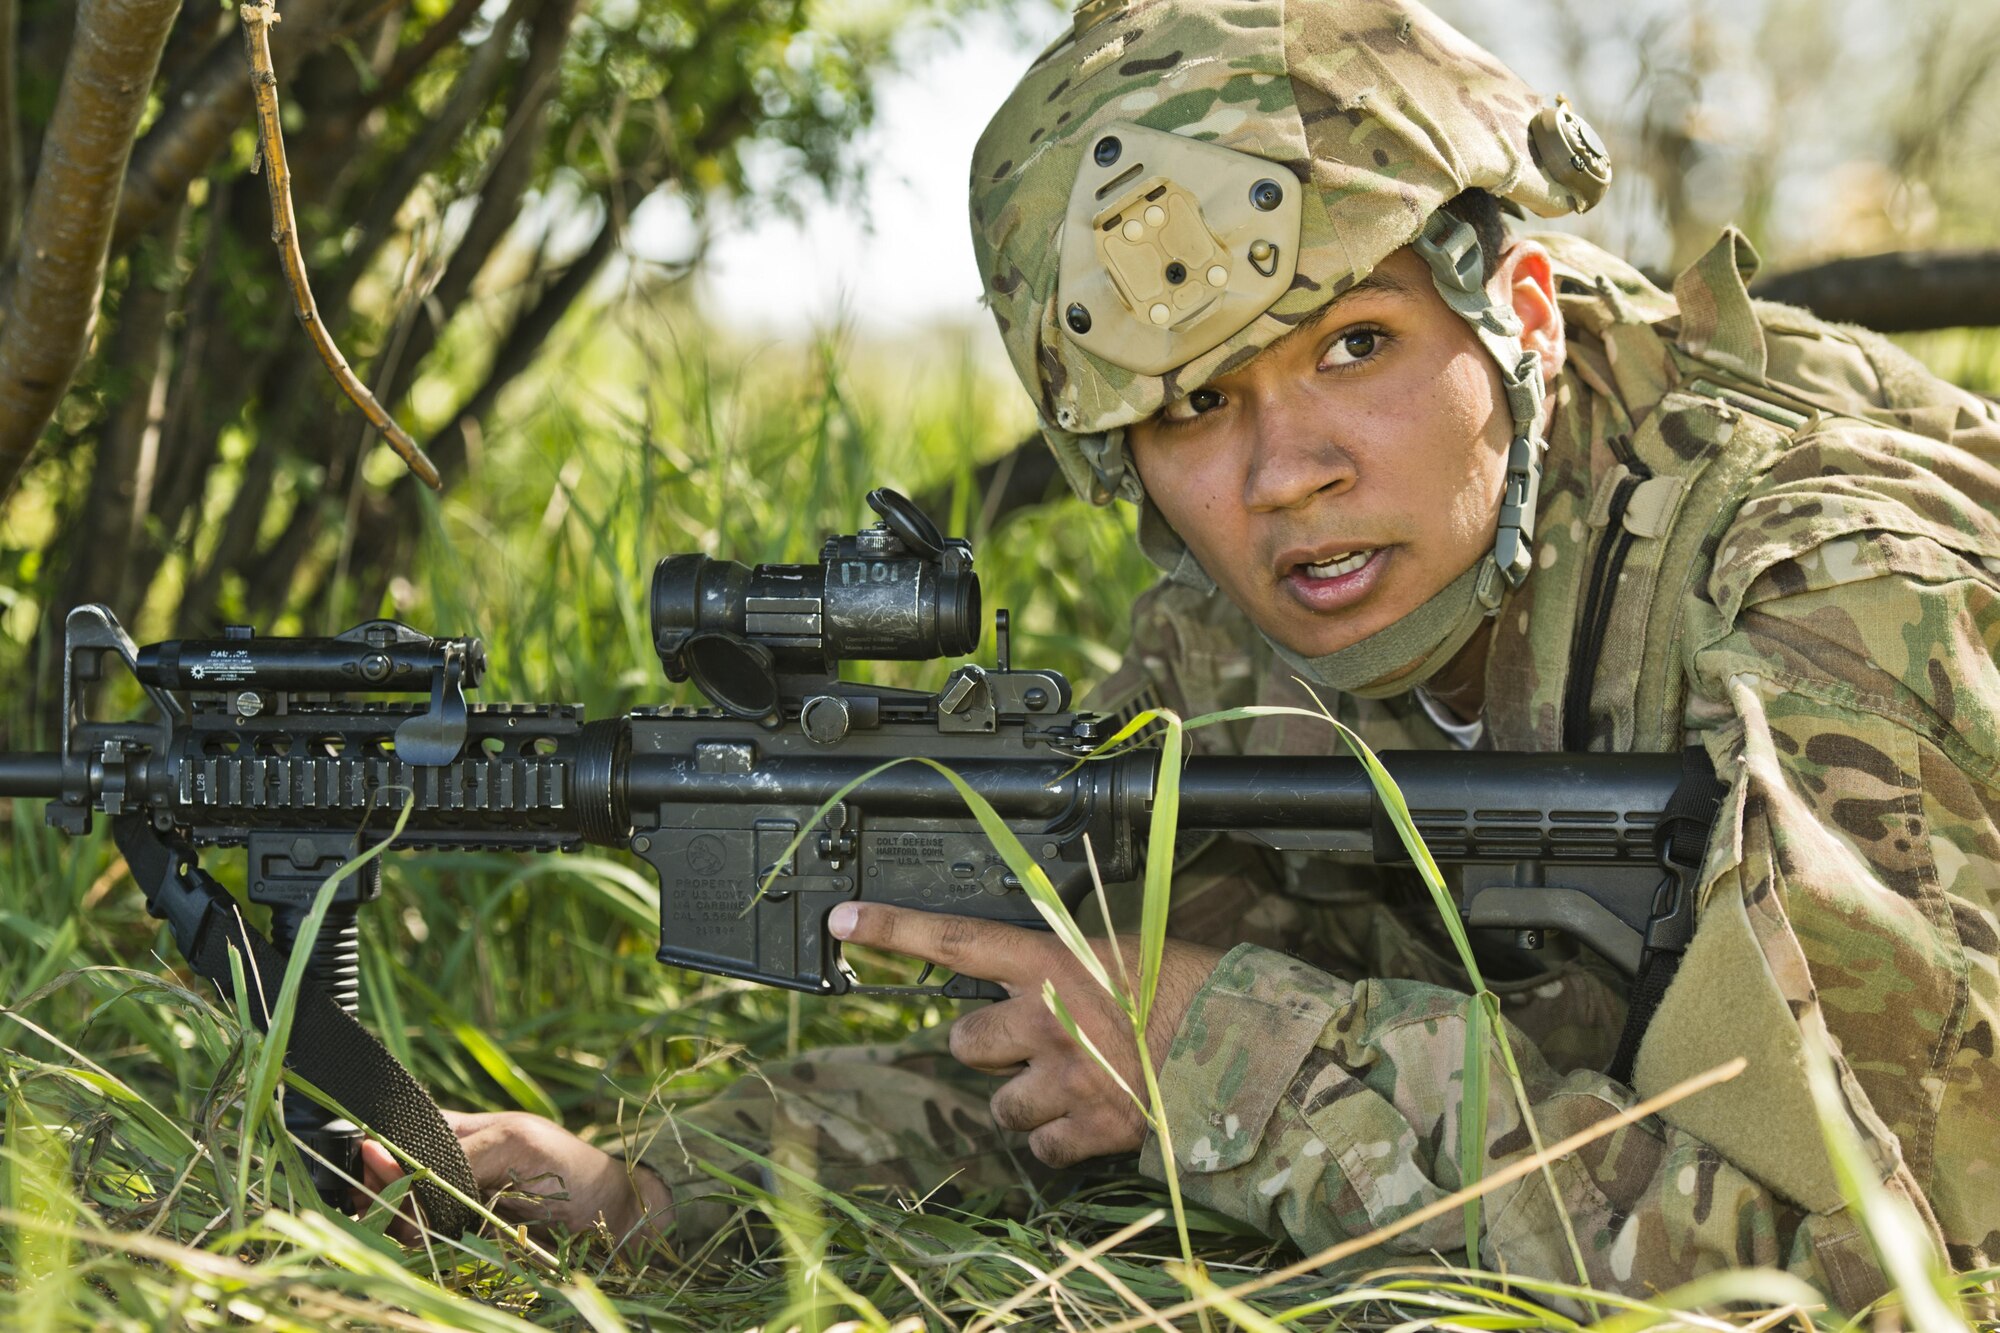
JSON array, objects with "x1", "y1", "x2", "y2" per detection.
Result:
[{"x1": 0, "y1": 488, "x2": 1719, "y2": 1231}]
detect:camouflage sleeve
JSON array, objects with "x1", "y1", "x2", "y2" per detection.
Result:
[
  {"x1": 1137, "y1": 944, "x2": 1832, "y2": 1293},
  {"x1": 1644, "y1": 421, "x2": 2000, "y2": 1295}
]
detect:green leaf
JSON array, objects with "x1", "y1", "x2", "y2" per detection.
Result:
[
  {"x1": 1135, "y1": 708, "x2": 1184, "y2": 1031},
  {"x1": 1462, "y1": 989, "x2": 1491, "y2": 1257},
  {"x1": 1042, "y1": 978, "x2": 1143, "y2": 1113},
  {"x1": 445, "y1": 1019, "x2": 562, "y2": 1122}
]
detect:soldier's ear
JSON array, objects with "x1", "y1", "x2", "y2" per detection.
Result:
[{"x1": 1498, "y1": 239, "x2": 1565, "y2": 387}]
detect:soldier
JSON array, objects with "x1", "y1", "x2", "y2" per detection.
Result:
[{"x1": 365, "y1": 0, "x2": 2000, "y2": 1307}]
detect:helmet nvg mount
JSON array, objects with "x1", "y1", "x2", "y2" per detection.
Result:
[
  {"x1": 968, "y1": 0, "x2": 1611, "y2": 693},
  {"x1": 1058, "y1": 121, "x2": 1303, "y2": 376}
]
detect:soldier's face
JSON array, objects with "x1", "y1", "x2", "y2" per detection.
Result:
[{"x1": 1126, "y1": 243, "x2": 1563, "y2": 659}]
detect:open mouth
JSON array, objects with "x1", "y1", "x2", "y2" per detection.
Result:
[
  {"x1": 1282, "y1": 545, "x2": 1388, "y2": 613},
  {"x1": 1299, "y1": 550, "x2": 1373, "y2": 579}
]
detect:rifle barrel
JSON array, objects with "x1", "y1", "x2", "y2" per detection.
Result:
[{"x1": 0, "y1": 753, "x2": 62, "y2": 798}]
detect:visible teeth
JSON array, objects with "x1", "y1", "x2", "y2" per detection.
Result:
[{"x1": 1303, "y1": 550, "x2": 1371, "y2": 579}]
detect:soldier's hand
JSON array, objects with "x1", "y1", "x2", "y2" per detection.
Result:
[
  {"x1": 356, "y1": 1110, "x2": 673, "y2": 1248},
  {"x1": 829, "y1": 901, "x2": 1224, "y2": 1167}
]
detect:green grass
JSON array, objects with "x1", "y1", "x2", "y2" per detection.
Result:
[{"x1": 3, "y1": 304, "x2": 1997, "y2": 1328}]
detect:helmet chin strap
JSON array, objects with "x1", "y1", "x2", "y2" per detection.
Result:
[
  {"x1": 1411, "y1": 210, "x2": 1547, "y2": 592},
  {"x1": 1263, "y1": 210, "x2": 1547, "y2": 698}
]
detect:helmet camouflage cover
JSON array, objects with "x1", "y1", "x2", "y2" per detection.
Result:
[{"x1": 969, "y1": 0, "x2": 1610, "y2": 507}]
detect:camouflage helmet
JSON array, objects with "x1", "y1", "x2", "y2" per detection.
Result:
[{"x1": 969, "y1": 0, "x2": 1610, "y2": 510}]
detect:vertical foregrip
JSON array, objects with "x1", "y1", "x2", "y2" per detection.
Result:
[
  {"x1": 267, "y1": 898, "x2": 364, "y2": 1017},
  {"x1": 265, "y1": 893, "x2": 365, "y2": 1208}
]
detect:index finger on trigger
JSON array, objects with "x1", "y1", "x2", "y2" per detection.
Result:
[{"x1": 828, "y1": 901, "x2": 1018, "y2": 981}]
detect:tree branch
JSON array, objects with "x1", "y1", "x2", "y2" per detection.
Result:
[
  {"x1": 0, "y1": 0, "x2": 20, "y2": 266},
  {"x1": 111, "y1": 0, "x2": 340, "y2": 254},
  {"x1": 366, "y1": 0, "x2": 482, "y2": 112},
  {"x1": 0, "y1": 0, "x2": 181, "y2": 499},
  {"x1": 239, "y1": 1, "x2": 440, "y2": 490},
  {"x1": 327, "y1": 0, "x2": 536, "y2": 304},
  {"x1": 1752, "y1": 249, "x2": 2000, "y2": 333},
  {"x1": 377, "y1": 0, "x2": 579, "y2": 409}
]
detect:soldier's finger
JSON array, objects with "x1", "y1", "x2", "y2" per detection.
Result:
[
  {"x1": 950, "y1": 998, "x2": 1041, "y2": 1072},
  {"x1": 828, "y1": 902, "x2": 1038, "y2": 980},
  {"x1": 989, "y1": 1064, "x2": 1067, "y2": 1133},
  {"x1": 1028, "y1": 1116, "x2": 1093, "y2": 1169},
  {"x1": 358, "y1": 1136, "x2": 403, "y2": 1191},
  {"x1": 355, "y1": 1138, "x2": 419, "y2": 1244}
]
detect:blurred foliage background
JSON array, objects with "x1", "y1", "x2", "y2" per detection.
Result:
[
  {"x1": 0, "y1": 0, "x2": 1997, "y2": 721},
  {"x1": 1, "y1": 0, "x2": 1998, "y2": 1324}
]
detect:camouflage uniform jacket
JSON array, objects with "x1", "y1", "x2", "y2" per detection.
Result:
[{"x1": 1102, "y1": 230, "x2": 2000, "y2": 1305}]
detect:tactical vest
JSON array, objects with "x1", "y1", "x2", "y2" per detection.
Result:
[{"x1": 1485, "y1": 229, "x2": 2000, "y2": 757}]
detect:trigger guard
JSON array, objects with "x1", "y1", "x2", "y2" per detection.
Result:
[{"x1": 941, "y1": 973, "x2": 1006, "y2": 1001}]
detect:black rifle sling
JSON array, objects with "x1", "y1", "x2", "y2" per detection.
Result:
[
  {"x1": 113, "y1": 816, "x2": 479, "y2": 1236},
  {"x1": 1605, "y1": 950, "x2": 1678, "y2": 1086},
  {"x1": 1604, "y1": 746, "x2": 1726, "y2": 1085},
  {"x1": 1561, "y1": 434, "x2": 1647, "y2": 752}
]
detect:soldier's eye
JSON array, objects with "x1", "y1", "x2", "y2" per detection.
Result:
[
  {"x1": 1160, "y1": 387, "x2": 1226, "y2": 425},
  {"x1": 1322, "y1": 328, "x2": 1384, "y2": 370}
]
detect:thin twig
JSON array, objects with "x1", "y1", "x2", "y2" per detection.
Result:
[
  {"x1": 1092, "y1": 1057, "x2": 1750, "y2": 1333},
  {"x1": 80, "y1": 853, "x2": 130, "y2": 909},
  {"x1": 237, "y1": 2, "x2": 441, "y2": 490}
]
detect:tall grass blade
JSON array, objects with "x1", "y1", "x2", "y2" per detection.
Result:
[
  {"x1": 1167, "y1": 1261, "x2": 1290, "y2": 1333},
  {"x1": 1134, "y1": 710, "x2": 1183, "y2": 1032},
  {"x1": 1461, "y1": 988, "x2": 1492, "y2": 1256},
  {"x1": 1041, "y1": 978, "x2": 1142, "y2": 1109},
  {"x1": 2, "y1": 1083, "x2": 81, "y2": 1333}
]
